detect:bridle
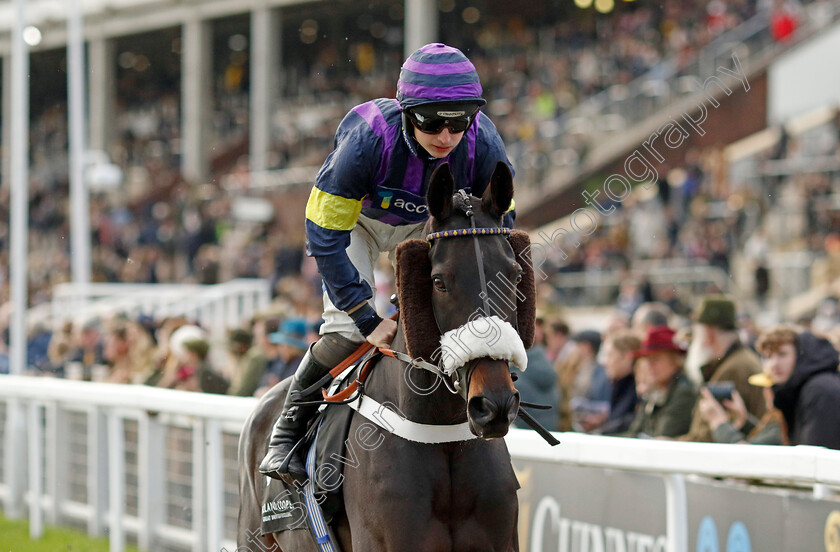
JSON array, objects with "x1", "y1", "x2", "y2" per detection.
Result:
[
  {"x1": 305, "y1": 190, "x2": 517, "y2": 404},
  {"x1": 425, "y1": 189, "x2": 514, "y2": 400}
]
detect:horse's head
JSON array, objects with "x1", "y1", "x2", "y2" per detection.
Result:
[{"x1": 420, "y1": 161, "x2": 528, "y2": 438}]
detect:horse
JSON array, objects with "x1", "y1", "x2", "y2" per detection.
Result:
[{"x1": 238, "y1": 161, "x2": 536, "y2": 552}]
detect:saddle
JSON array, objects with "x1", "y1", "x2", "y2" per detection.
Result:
[{"x1": 260, "y1": 360, "x2": 360, "y2": 542}]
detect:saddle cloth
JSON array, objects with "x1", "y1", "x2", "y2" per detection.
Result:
[{"x1": 261, "y1": 365, "x2": 358, "y2": 538}]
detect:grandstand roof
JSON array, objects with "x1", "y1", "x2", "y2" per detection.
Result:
[{"x1": 0, "y1": 0, "x2": 317, "y2": 53}]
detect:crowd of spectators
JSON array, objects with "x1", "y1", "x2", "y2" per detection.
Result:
[
  {"x1": 3, "y1": 0, "x2": 836, "y2": 318},
  {"x1": 540, "y1": 107, "x2": 840, "y2": 318},
  {"x1": 513, "y1": 293, "x2": 840, "y2": 450},
  {"x1": 5, "y1": 277, "x2": 840, "y2": 452},
  {"x1": 0, "y1": 272, "x2": 326, "y2": 399}
]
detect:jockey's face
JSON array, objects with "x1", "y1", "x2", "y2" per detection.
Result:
[{"x1": 412, "y1": 123, "x2": 465, "y2": 158}]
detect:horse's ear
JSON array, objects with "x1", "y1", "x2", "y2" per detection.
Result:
[
  {"x1": 427, "y1": 163, "x2": 454, "y2": 220},
  {"x1": 481, "y1": 161, "x2": 514, "y2": 219}
]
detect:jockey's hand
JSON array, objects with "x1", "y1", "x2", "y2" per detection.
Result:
[{"x1": 366, "y1": 318, "x2": 397, "y2": 348}]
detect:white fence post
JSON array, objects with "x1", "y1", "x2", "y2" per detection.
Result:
[
  {"x1": 192, "y1": 418, "x2": 208, "y2": 552},
  {"x1": 88, "y1": 406, "x2": 109, "y2": 536},
  {"x1": 665, "y1": 474, "x2": 688, "y2": 552},
  {"x1": 27, "y1": 401, "x2": 44, "y2": 539},
  {"x1": 46, "y1": 403, "x2": 69, "y2": 524},
  {"x1": 257, "y1": 279, "x2": 271, "y2": 311},
  {"x1": 3, "y1": 398, "x2": 27, "y2": 518},
  {"x1": 138, "y1": 412, "x2": 165, "y2": 551},
  {"x1": 205, "y1": 419, "x2": 225, "y2": 552},
  {"x1": 108, "y1": 411, "x2": 125, "y2": 552}
]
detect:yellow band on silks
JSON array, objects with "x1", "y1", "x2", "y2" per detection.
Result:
[
  {"x1": 506, "y1": 199, "x2": 515, "y2": 213},
  {"x1": 305, "y1": 188, "x2": 364, "y2": 231}
]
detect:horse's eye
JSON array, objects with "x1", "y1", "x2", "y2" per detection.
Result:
[
  {"x1": 514, "y1": 273, "x2": 523, "y2": 285},
  {"x1": 433, "y1": 277, "x2": 447, "y2": 292}
]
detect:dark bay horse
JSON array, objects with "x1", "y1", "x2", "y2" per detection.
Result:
[{"x1": 239, "y1": 161, "x2": 536, "y2": 552}]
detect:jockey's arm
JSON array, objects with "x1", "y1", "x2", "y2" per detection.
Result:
[{"x1": 305, "y1": 110, "x2": 381, "y2": 339}]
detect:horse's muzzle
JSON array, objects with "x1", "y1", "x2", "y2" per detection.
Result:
[{"x1": 466, "y1": 358, "x2": 520, "y2": 439}]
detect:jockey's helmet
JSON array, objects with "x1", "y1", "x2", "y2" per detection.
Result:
[{"x1": 397, "y1": 43, "x2": 485, "y2": 137}]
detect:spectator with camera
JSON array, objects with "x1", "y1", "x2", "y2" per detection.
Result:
[
  {"x1": 697, "y1": 379, "x2": 787, "y2": 446},
  {"x1": 623, "y1": 326, "x2": 697, "y2": 439},
  {"x1": 678, "y1": 296, "x2": 766, "y2": 442}
]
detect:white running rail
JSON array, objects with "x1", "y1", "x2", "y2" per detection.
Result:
[
  {"x1": 46, "y1": 279, "x2": 271, "y2": 338},
  {"x1": 1, "y1": 376, "x2": 839, "y2": 551}
]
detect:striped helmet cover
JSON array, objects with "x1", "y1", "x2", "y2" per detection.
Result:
[{"x1": 396, "y1": 43, "x2": 486, "y2": 110}]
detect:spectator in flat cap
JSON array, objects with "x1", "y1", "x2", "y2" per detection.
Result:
[
  {"x1": 624, "y1": 326, "x2": 697, "y2": 439},
  {"x1": 226, "y1": 327, "x2": 268, "y2": 397},
  {"x1": 677, "y1": 295, "x2": 765, "y2": 443}
]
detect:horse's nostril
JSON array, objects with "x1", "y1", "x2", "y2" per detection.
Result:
[
  {"x1": 468, "y1": 396, "x2": 498, "y2": 426},
  {"x1": 505, "y1": 393, "x2": 521, "y2": 424}
]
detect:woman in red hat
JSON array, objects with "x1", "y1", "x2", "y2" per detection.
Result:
[{"x1": 623, "y1": 326, "x2": 698, "y2": 439}]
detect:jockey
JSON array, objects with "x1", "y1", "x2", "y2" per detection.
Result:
[{"x1": 260, "y1": 43, "x2": 515, "y2": 481}]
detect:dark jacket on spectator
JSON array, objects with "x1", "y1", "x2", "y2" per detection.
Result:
[
  {"x1": 601, "y1": 373, "x2": 637, "y2": 435},
  {"x1": 625, "y1": 374, "x2": 697, "y2": 439},
  {"x1": 513, "y1": 346, "x2": 558, "y2": 432},
  {"x1": 773, "y1": 332, "x2": 840, "y2": 450}
]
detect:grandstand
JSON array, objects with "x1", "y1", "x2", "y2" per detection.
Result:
[{"x1": 1, "y1": 0, "x2": 840, "y2": 551}]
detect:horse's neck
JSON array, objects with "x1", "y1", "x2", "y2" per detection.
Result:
[{"x1": 370, "y1": 324, "x2": 467, "y2": 426}]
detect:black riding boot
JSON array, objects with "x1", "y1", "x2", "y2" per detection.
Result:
[{"x1": 259, "y1": 346, "x2": 331, "y2": 481}]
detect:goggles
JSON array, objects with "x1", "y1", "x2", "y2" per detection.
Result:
[{"x1": 406, "y1": 103, "x2": 481, "y2": 134}]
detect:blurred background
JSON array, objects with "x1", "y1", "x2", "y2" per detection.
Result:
[{"x1": 0, "y1": 0, "x2": 838, "y2": 357}]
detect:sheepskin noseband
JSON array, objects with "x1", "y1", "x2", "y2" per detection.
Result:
[
  {"x1": 395, "y1": 229, "x2": 537, "y2": 363},
  {"x1": 438, "y1": 315, "x2": 528, "y2": 375}
]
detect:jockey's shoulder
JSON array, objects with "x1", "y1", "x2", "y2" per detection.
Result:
[{"x1": 345, "y1": 98, "x2": 402, "y2": 125}]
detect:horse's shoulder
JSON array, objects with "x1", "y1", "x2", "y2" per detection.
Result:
[{"x1": 246, "y1": 378, "x2": 292, "y2": 437}]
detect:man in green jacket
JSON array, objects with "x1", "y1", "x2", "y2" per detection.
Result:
[
  {"x1": 624, "y1": 326, "x2": 697, "y2": 438},
  {"x1": 678, "y1": 295, "x2": 766, "y2": 442}
]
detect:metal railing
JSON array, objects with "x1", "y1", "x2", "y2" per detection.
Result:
[
  {"x1": 550, "y1": 262, "x2": 735, "y2": 307},
  {"x1": 46, "y1": 279, "x2": 271, "y2": 338},
  {"x1": 1, "y1": 376, "x2": 839, "y2": 552},
  {"x1": 0, "y1": 377, "x2": 255, "y2": 551}
]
